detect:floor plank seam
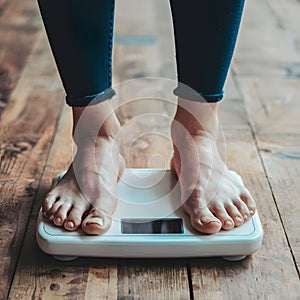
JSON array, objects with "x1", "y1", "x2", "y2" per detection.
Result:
[{"x1": 187, "y1": 263, "x2": 194, "y2": 300}]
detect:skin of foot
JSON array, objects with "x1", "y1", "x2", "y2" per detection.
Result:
[
  {"x1": 170, "y1": 98, "x2": 256, "y2": 234},
  {"x1": 42, "y1": 99, "x2": 125, "y2": 235}
]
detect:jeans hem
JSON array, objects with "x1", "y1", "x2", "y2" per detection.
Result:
[
  {"x1": 66, "y1": 87, "x2": 116, "y2": 107},
  {"x1": 173, "y1": 86, "x2": 223, "y2": 103}
]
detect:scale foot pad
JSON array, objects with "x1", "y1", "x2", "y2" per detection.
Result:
[{"x1": 222, "y1": 255, "x2": 247, "y2": 262}]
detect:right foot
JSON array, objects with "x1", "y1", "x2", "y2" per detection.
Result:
[{"x1": 42, "y1": 100, "x2": 125, "y2": 235}]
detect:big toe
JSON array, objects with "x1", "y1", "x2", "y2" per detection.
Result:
[
  {"x1": 81, "y1": 208, "x2": 112, "y2": 235},
  {"x1": 189, "y1": 207, "x2": 222, "y2": 234}
]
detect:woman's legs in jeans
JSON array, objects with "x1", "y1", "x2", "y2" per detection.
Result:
[
  {"x1": 170, "y1": 0, "x2": 256, "y2": 233},
  {"x1": 38, "y1": 0, "x2": 125, "y2": 235}
]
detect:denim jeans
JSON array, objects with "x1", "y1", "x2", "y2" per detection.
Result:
[{"x1": 37, "y1": 0, "x2": 245, "y2": 107}]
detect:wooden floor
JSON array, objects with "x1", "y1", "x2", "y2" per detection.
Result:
[{"x1": 1, "y1": 0, "x2": 300, "y2": 299}]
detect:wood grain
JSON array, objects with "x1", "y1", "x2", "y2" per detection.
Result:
[
  {"x1": 234, "y1": 0, "x2": 300, "y2": 277},
  {"x1": 233, "y1": 0, "x2": 299, "y2": 77},
  {"x1": 0, "y1": 32, "x2": 64, "y2": 299},
  {"x1": 238, "y1": 77, "x2": 300, "y2": 275},
  {"x1": 117, "y1": 262, "x2": 190, "y2": 300},
  {"x1": 0, "y1": 0, "x2": 42, "y2": 117}
]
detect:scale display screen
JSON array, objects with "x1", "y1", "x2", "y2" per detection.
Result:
[{"x1": 121, "y1": 218, "x2": 184, "y2": 234}]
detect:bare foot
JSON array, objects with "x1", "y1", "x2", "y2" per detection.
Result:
[
  {"x1": 42, "y1": 99, "x2": 125, "y2": 235},
  {"x1": 170, "y1": 98, "x2": 256, "y2": 234}
]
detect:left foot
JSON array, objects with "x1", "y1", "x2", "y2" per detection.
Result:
[{"x1": 170, "y1": 98, "x2": 256, "y2": 234}]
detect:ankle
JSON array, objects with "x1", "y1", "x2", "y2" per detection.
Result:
[
  {"x1": 72, "y1": 99, "x2": 121, "y2": 143},
  {"x1": 172, "y1": 97, "x2": 219, "y2": 137}
]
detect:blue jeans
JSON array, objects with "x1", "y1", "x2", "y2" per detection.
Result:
[{"x1": 37, "y1": 0, "x2": 245, "y2": 107}]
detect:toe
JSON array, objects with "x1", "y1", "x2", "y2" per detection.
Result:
[
  {"x1": 82, "y1": 208, "x2": 112, "y2": 235},
  {"x1": 212, "y1": 205, "x2": 235, "y2": 230},
  {"x1": 64, "y1": 206, "x2": 85, "y2": 231},
  {"x1": 233, "y1": 198, "x2": 251, "y2": 221},
  {"x1": 189, "y1": 207, "x2": 222, "y2": 234},
  {"x1": 240, "y1": 188, "x2": 256, "y2": 215},
  {"x1": 42, "y1": 192, "x2": 59, "y2": 216},
  {"x1": 53, "y1": 204, "x2": 71, "y2": 226},
  {"x1": 47, "y1": 199, "x2": 63, "y2": 219},
  {"x1": 225, "y1": 204, "x2": 244, "y2": 227}
]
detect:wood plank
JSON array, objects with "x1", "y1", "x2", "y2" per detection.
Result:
[
  {"x1": 0, "y1": 32, "x2": 64, "y2": 299},
  {"x1": 8, "y1": 110, "x2": 116, "y2": 300},
  {"x1": 117, "y1": 261, "x2": 190, "y2": 300},
  {"x1": 233, "y1": 0, "x2": 299, "y2": 76},
  {"x1": 7, "y1": 102, "x2": 104, "y2": 300},
  {"x1": 85, "y1": 267, "x2": 118, "y2": 300},
  {"x1": 232, "y1": 0, "x2": 300, "y2": 282},
  {"x1": 0, "y1": 0, "x2": 42, "y2": 117},
  {"x1": 267, "y1": 0, "x2": 300, "y2": 46},
  {"x1": 238, "y1": 77, "x2": 300, "y2": 273},
  {"x1": 0, "y1": 0, "x2": 10, "y2": 17},
  {"x1": 7, "y1": 97, "x2": 102, "y2": 299}
]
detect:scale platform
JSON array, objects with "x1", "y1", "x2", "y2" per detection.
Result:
[{"x1": 36, "y1": 168, "x2": 263, "y2": 261}]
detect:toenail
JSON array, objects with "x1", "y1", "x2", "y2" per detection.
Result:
[
  {"x1": 225, "y1": 220, "x2": 233, "y2": 227},
  {"x1": 243, "y1": 214, "x2": 249, "y2": 220},
  {"x1": 235, "y1": 217, "x2": 243, "y2": 223},
  {"x1": 66, "y1": 221, "x2": 74, "y2": 228},
  {"x1": 249, "y1": 210, "x2": 254, "y2": 215},
  {"x1": 49, "y1": 215, "x2": 54, "y2": 221},
  {"x1": 201, "y1": 218, "x2": 217, "y2": 225},
  {"x1": 88, "y1": 217, "x2": 104, "y2": 227},
  {"x1": 55, "y1": 217, "x2": 62, "y2": 224}
]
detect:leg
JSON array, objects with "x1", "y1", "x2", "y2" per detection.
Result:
[
  {"x1": 169, "y1": 0, "x2": 256, "y2": 234},
  {"x1": 38, "y1": 0, "x2": 125, "y2": 235},
  {"x1": 37, "y1": 0, "x2": 115, "y2": 106}
]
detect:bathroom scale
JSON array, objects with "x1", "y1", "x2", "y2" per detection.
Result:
[{"x1": 36, "y1": 168, "x2": 263, "y2": 261}]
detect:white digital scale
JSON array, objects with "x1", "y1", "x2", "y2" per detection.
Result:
[{"x1": 36, "y1": 168, "x2": 263, "y2": 261}]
